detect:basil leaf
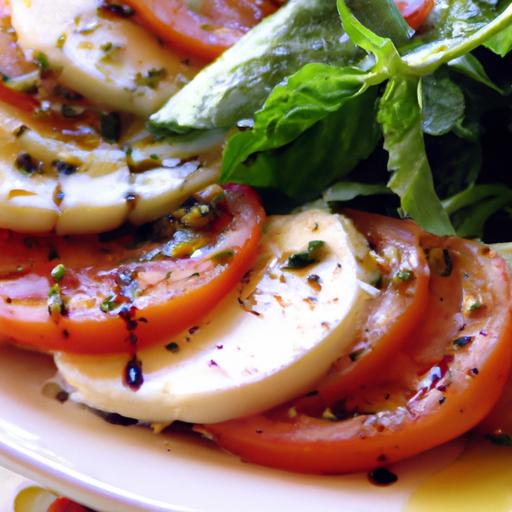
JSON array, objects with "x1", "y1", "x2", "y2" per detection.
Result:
[
  {"x1": 223, "y1": 88, "x2": 380, "y2": 201},
  {"x1": 421, "y1": 73, "x2": 466, "y2": 136}
]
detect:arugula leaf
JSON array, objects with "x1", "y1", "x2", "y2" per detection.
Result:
[
  {"x1": 223, "y1": 88, "x2": 380, "y2": 200},
  {"x1": 378, "y1": 76, "x2": 455, "y2": 235},
  {"x1": 421, "y1": 72, "x2": 466, "y2": 136}
]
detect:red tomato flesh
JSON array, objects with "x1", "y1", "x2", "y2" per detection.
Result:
[
  {"x1": 0, "y1": 185, "x2": 265, "y2": 354},
  {"x1": 201, "y1": 230, "x2": 512, "y2": 474}
]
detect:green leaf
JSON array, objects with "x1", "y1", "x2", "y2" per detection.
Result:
[
  {"x1": 337, "y1": 0, "x2": 406, "y2": 75},
  {"x1": 442, "y1": 184, "x2": 512, "y2": 237},
  {"x1": 421, "y1": 73, "x2": 466, "y2": 136},
  {"x1": 324, "y1": 181, "x2": 391, "y2": 203},
  {"x1": 448, "y1": 54, "x2": 504, "y2": 93},
  {"x1": 427, "y1": 134, "x2": 481, "y2": 198},
  {"x1": 221, "y1": 64, "x2": 370, "y2": 182},
  {"x1": 223, "y1": 88, "x2": 380, "y2": 201},
  {"x1": 344, "y1": 0, "x2": 413, "y2": 47},
  {"x1": 403, "y1": 0, "x2": 512, "y2": 73},
  {"x1": 150, "y1": 0, "x2": 364, "y2": 133},
  {"x1": 485, "y1": 24, "x2": 512, "y2": 56},
  {"x1": 378, "y1": 76, "x2": 455, "y2": 235}
]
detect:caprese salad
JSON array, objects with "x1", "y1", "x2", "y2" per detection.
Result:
[{"x1": 0, "y1": 0, "x2": 512, "y2": 485}]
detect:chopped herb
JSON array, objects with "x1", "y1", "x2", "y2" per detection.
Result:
[
  {"x1": 469, "y1": 301, "x2": 483, "y2": 312},
  {"x1": 52, "y1": 160, "x2": 79, "y2": 175},
  {"x1": 394, "y1": 269, "x2": 414, "y2": 282},
  {"x1": 76, "y1": 20, "x2": 99, "y2": 35},
  {"x1": 33, "y1": 51, "x2": 50, "y2": 71},
  {"x1": 51, "y1": 263, "x2": 66, "y2": 282},
  {"x1": 123, "y1": 144, "x2": 133, "y2": 157},
  {"x1": 487, "y1": 433, "x2": 512, "y2": 446},
  {"x1": 453, "y1": 336, "x2": 473, "y2": 349},
  {"x1": 15, "y1": 153, "x2": 42, "y2": 175},
  {"x1": 56, "y1": 33, "x2": 67, "y2": 49},
  {"x1": 150, "y1": 154, "x2": 159, "y2": 160},
  {"x1": 99, "y1": 41, "x2": 123, "y2": 62},
  {"x1": 100, "y1": 112, "x2": 122, "y2": 143},
  {"x1": 100, "y1": 295, "x2": 119, "y2": 313},
  {"x1": 283, "y1": 240, "x2": 325, "y2": 269},
  {"x1": 211, "y1": 249, "x2": 235, "y2": 264},
  {"x1": 165, "y1": 342, "x2": 180, "y2": 353},
  {"x1": 135, "y1": 68, "x2": 167, "y2": 89},
  {"x1": 48, "y1": 284, "x2": 65, "y2": 319}
]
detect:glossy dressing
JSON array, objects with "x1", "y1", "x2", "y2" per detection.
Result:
[{"x1": 406, "y1": 436, "x2": 512, "y2": 512}]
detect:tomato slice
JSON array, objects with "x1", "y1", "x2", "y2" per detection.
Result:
[
  {"x1": 0, "y1": 185, "x2": 265, "y2": 354},
  {"x1": 48, "y1": 498, "x2": 92, "y2": 512},
  {"x1": 296, "y1": 210, "x2": 430, "y2": 414},
  {"x1": 201, "y1": 232, "x2": 512, "y2": 474},
  {"x1": 396, "y1": 0, "x2": 434, "y2": 30},
  {"x1": 120, "y1": 0, "x2": 282, "y2": 61}
]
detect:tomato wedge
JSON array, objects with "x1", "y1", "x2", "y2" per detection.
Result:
[
  {"x1": 201, "y1": 233, "x2": 512, "y2": 474},
  {"x1": 296, "y1": 210, "x2": 430, "y2": 414},
  {"x1": 0, "y1": 185, "x2": 264, "y2": 354},
  {"x1": 121, "y1": 0, "x2": 281, "y2": 61}
]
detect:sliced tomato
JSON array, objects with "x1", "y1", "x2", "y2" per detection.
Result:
[
  {"x1": 201, "y1": 234, "x2": 512, "y2": 474},
  {"x1": 120, "y1": 0, "x2": 282, "y2": 61},
  {"x1": 296, "y1": 210, "x2": 430, "y2": 414},
  {"x1": 0, "y1": 185, "x2": 264, "y2": 354},
  {"x1": 48, "y1": 498, "x2": 92, "y2": 512},
  {"x1": 396, "y1": 0, "x2": 434, "y2": 30}
]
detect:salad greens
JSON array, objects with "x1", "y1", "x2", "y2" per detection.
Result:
[{"x1": 153, "y1": 0, "x2": 512, "y2": 240}]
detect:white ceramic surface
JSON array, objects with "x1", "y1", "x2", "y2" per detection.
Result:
[{"x1": 0, "y1": 344, "x2": 465, "y2": 512}]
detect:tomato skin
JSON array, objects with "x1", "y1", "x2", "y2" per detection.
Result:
[
  {"x1": 48, "y1": 497, "x2": 91, "y2": 512},
  {"x1": 0, "y1": 185, "x2": 265, "y2": 354},
  {"x1": 122, "y1": 0, "x2": 280, "y2": 61},
  {"x1": 297, "y1": 210, "x2": 430, "y2": 414},
  {"x1": 396, "y1": 0, "x2": 434, "y2": 30},
  {"x1": 201, "y1": 232, "x2": 512, "y2": 474}
]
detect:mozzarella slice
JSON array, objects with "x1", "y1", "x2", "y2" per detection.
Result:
[
  {"x1": 0, "y1": 102, "x2": 221, "y2": 233},
  {"x1": 55, "y1": 210, "x2": 375, "y2": 424},
  {"x1": 10, "y1": 0, "x2": 199, "y2": 116}
]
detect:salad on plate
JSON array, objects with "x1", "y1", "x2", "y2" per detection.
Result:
[{"x1": 1, "y1": 0, "x2": 512, "y2": 508}]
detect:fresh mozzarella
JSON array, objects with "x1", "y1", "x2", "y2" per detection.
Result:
[
  {"x1": 10, "y1": 0, "x2": 199, "y2": 116},
  {"x1": 55, "y1": 210, "x2": 376, "y2": 424},
  {"x1": 0, "y1": 104, "x2": 221, "y2": 234}
]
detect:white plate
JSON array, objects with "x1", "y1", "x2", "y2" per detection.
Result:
[{"x1": 0, "y1": 344, "x2": 466, "y2": 512}]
